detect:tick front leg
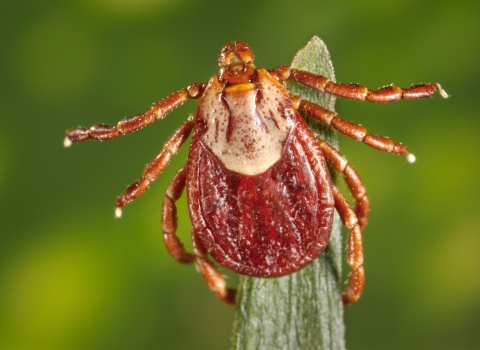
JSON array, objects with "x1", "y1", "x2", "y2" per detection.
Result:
[
  {"x1": 270, "y1": 66, "x2": 448, "y2": 101},
  {"x1": 192, "y1": 230, "x2": 237, "y2": 306},
  {"x1": 318, "y1": 140, "x2": 369, "y2": 231},
  {"x1": 114, "y1": 115, "x2": 195, "y2": 217},
  {"x1": 293, "y1": 97, "x2": 414, "y2": 160},
  {"x1": 162, "y1": 165, "x2": 196, "y2": 264},
  {"x1": 332, "y1": 185, "x2": 365, "y2": 305},
  {"x1": 64, "y1": 83, "x2": 205, "y2": 146}
]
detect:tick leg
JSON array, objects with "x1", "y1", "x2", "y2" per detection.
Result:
[
  {"x1": 64, "y1": 83, "x2": 205, "y2": 146},
  {"x1": 332, "y1": 185, "x2": 365, "y2": 305},
  {"x1": 318, "y1": 140, "x2": 370, "y2": 231},
  {"x1": 162, "y1": 165, "x2": 235, "y2": 306},
  {"x1": 114, "y1": 115, "x2": 195, "y2": 216},
  {"x1": 162, "y1": 165, "x2": 196, "y2": 264},
  {"x1": 269, "y1": 66, "x2": 448, "y2": 101},
  {"x1": 192, "y1": 229, "x2": 237, "y2": 306},
  {"x1": 293, "y1": 97, "x2": 413, "y2": 159}
]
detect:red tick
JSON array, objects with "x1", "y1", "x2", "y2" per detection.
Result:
[{"x1": 65, "y1": 41, "x2": 447, "y2": 306}]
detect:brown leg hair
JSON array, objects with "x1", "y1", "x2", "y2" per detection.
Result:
[
  {"x1": 64, "y1": 83, "x2": 205, "y2": 146},
  {"x1": 332, "y1": 185, "x2": 365, "y2": 305},
  {"x1": 269, "y1": 66, "x2": 448, "y2": 102},
  {"x1": 318, "y1": 139, "x2": 370, "y2": 231},
  {"x1": 114, "y1": 115, "x2": 195, "y2": 217}
]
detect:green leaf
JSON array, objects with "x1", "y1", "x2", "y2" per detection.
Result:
[{"x1": 231, "y1": 36, "x2": 345, "y2": 350}]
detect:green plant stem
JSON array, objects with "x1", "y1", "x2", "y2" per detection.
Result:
[{"x1": 231, "y1": 37, "x2": 345, "y2": 350}]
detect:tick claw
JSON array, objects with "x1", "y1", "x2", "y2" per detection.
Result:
[
  {"x1": 437, "y1": 84, "x2": 449, "y2": 99},
  {"x1": 64, "y1": 137, "x2": 72, "y2": 148},
  {"x1": 115, "y1": 207, "x2": 122, "y2": 218},
  {"x1": 406, "y1": 153, "x2": 416, "y2": 163}
]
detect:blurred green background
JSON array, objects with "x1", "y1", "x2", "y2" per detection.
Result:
[{"x1": 1, "y1": 0, "x2": 479, "y2": 349}]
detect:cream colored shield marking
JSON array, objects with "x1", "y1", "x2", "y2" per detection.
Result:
[{"x1": 200, "y1": 70, "x2": 292, "y2": 176}]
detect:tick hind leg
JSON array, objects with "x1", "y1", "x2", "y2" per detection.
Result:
[
  {"x1": 162, "y1": 166, "x2": 236, "y2": 305},
  {"x1": 192, "y1": 231, "x2": 237, "y2": 306},
  {"x1": 332, "y1": 185, "x2": 365, "y2": 305},
  {"x1": 162, "y1": 165, "x2": 196, "y2": 264}
]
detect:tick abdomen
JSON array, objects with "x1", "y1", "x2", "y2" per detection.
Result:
[{"x1": 188, "y1": 106, "x2": 334, "y2": 277}]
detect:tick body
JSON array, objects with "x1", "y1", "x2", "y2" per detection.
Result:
[
  {"x1": 188, "y1": 68, "x2": 334, "y2": 278},
  {"x1": 65, "y1": 41, "x2": 447, "y2": 306}
]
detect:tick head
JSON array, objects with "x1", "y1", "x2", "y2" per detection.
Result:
[
  {"x1": 218, "y1": 42, "x2": 256, "y2": 84},
  {"x1": 218, "y1": 41, "x2": 254, "y2": 67}
]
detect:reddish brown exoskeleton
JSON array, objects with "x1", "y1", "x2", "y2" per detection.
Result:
[{"x1": 65, "y1": 41, "x2": 447, "y2": 306}]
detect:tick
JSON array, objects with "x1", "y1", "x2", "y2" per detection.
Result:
[{"x1": 65, "y1": 41, "x2": 447, "y2": 306}]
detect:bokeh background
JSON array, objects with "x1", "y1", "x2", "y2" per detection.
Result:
[{"x1": 1, "y1": 0, "x2": 479, "y2": 349}]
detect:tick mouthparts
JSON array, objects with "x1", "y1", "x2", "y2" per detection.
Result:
[{"x1": 230, "y1": 53, "x2": 242, "y2": 65}]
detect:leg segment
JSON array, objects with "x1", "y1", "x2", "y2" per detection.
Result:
[
  {"x1": 293, "y1": 97, "x2": 413, "y2": 159},
  {"x1": 269, "y1": 66, "x2": 448, "y2": 101},
  {"x1": 64, "y1": 83, "x2": 205, "y2": 146},
  {"x1": 114, "y1": 115, "x2": 195, "y2": 216},
  {"x1": 162, "y1": 165, "x2": 196, "y2": 264},
  {"x1": 332, "y1": 185, "x2": 365, "y2": 305},
  {"x1": 318, "y1": 140, "x2": 370, "y2": 231},
  {"x1": 192, "y1": 229, "x2": 237, "y2": 306},
  {"x1": 162, "y1": 166, "x2": 235, "y2": 305}
]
